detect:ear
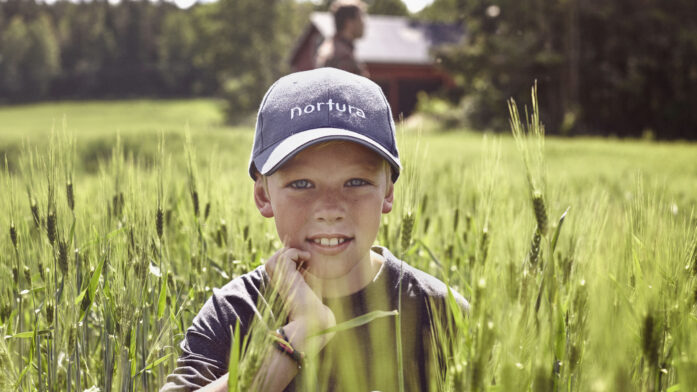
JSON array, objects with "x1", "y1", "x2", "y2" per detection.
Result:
[
  {"x1": 382, "y1": 181, "x2": 394, "y2": 214},
  {"x1": 254, "y1": 177, "x2": 274, "y2": 218}
]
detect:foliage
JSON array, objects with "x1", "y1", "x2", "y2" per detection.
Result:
[
  {"x1": 1, "y1": 98, "x2": 696, "y2": 390},
  {"x1": 0, "y1": 13, "x2": 60, "y2": 100},
  {"x1": 157, "y1": 10, "x2": 202, "y2": 95},
  {"x1": 367, "y1": 0, "x2": 409, "y2": 16},
  {"x1": 425, "y1": 0, "x2": 697, "y2": 139},
  {"x1": 0, "y1": 0, "x2": 309, "y2": 123},
  {"x1": 413, "y1": 91, "x2": 464, "y2": 131},
  {"x1": 193, "y1": 0, "x2": 309, "y2": 121}
]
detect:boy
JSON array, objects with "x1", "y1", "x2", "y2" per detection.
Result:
[{"x1": 161, "y1": 68, "x2": 469, "y2": 392}]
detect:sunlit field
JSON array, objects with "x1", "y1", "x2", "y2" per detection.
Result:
[{"x1": 1, "y1": 98, "x2": 696, "y2": 391}]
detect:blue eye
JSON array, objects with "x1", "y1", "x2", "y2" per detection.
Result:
[
  {"x1": 289, "y1": 179, "x2": 313, "y2": 189},
  {"x1": 346, "y1": 178, "x2": 369, "y2": 187}
]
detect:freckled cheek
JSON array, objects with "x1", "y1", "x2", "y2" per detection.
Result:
[
  {"x1": 272, "y1": 197, "x2": 311, "y2": 244},
  {"x1": 353, "y1": 197, "x2": 384, "y2": 229}
]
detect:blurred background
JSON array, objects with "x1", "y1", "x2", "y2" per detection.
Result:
[{"x1": 0, "y1": 0, "x2": 695, "y2": 140}]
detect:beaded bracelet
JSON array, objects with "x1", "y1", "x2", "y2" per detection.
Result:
[{"x1": 271, "y1": 327, "x2": 305, "y2": 368}]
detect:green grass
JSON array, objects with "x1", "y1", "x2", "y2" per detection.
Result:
[
  {"x1": 0, "y1": 98, "x2": 696, "y2": 391},
  {"x1": 0, "y1": 99, "x2": 228, "y2": 137}
]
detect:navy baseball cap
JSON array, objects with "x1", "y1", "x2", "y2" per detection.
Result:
[{"x1": 249, "y1": 67, "x2": 401, "y2": 182}]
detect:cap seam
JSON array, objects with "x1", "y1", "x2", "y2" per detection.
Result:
[
  {"x1": 378, "y1": 84, "x2": 396, "y2": 151},
  {"x1": 256, "y1": 79, "x2": 283, "y2": 148}
]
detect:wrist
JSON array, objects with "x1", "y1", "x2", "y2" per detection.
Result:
[
  {"x1": 272, "y1": 327, "x2": 305, "y2": 368},
  {"x1": 283, "y1": 316, "x2": 335, "y2": 356}
]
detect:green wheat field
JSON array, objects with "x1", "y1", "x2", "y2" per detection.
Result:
[{"x1": 1, "y1": 97, "x2": 696, "y2": 391}]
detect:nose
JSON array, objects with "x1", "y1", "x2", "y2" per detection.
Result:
[{"x1": 313, "y1": 188, "x2": 345, "y2": 223}]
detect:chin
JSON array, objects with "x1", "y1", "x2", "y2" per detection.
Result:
[{"x1": 306, "y1": 255, "x2": 355, "y2": 280}]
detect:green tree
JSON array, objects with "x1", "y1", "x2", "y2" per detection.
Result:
[
  {"x1": 25, "y1": 13, "x2": 61, "y2": 98},
  {"x1": 194, "y1": 0, "x2": 308, "y2": 122},
  {"x1": 435, "y1": 0, "x2": 566, "y2": 131},
  {"x1": 54, "y1": 1, "x2": 118, "y2": 97},
  {"x1": 418, "y1": 0, "x2": 467, "y2": 23},
  {"x1": 0, "y1": 16, "x2": 31, "y2": 98},
  {"x1": 368, "y1": 0, "x2": 409, "y2": 16},
  {"x1": 428, "y1": 0, "x2": 697, "y2": 138},
  {"x1": 158, "y1": 10, "x2": 200, "y2": 95}
]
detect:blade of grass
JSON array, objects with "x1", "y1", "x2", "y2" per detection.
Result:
[
  {"x1": 550, "y1": 207, "x2": 570, "y2": 253},
  {"x1": 157, "y1": 276, "x2": 167, "y2": 320},
  {"x1": 136, "y1": 353, "x2": 174, "y2": 376},
  {"x1": 311, "y1": 310, "x2": 399, "y2": 337}
]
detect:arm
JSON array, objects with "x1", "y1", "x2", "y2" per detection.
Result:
[
  {"x1": 195, "y1": 321, "x2": 313, "y2": 392},
  {"x1": 199, "y1": 248, "x2": 335, "y2": 392}
]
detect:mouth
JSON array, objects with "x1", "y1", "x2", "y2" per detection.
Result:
[{"x1": 306, "y1": 235, "x2": 354, "y2": 249}]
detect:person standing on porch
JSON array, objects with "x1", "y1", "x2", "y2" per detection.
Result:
[{"x1": 315, "y1": 0, "x2": 370, "y2": 78}]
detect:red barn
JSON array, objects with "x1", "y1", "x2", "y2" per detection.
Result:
[{"x1": 290, "y1": 12, "x2": 464, "y2": 118}]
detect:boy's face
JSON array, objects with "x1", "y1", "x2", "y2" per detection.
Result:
[{"x1": 255, "y1": 141, "x2": 393, "y2": 280}]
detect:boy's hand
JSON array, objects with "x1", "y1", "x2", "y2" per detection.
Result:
[{"x1": 265, "y1": 248, "x2": 336, "y2": 354}]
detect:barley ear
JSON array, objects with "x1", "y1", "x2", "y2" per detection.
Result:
[
  {"x1": 192, "y1": 190, "x2": 200, "y2": 217},
  {"x1": 453, "y1": 207, "x2": 460, "y2": 231},
  {"x1": 401, "y1": 212, "x2": 415, "y2": 254},
  {"x1": 528, "y1": 230, "x2": 542, "y2": 268},
  {"x1": 0, "y1": 302, "x2": 11, "y2": 323},
  {"x1": 23, "y1": 266, "x2": 31, "y2": 286},
  {"x1": 10, "y1": 222, "x2": 18, "y2": 250},
  {"x1": 58, "y1": 239, "x2": 69, "y2": 275},
  {"x1": 46, "y1": 303, "x2": 54, "y2": 325},
  {"x1": 30, "y1": 198, "x2": 41, "y2": 228},
  {"x1": 46, "y1": 210, "x2": 57, "y2": 246},
  {"x1": 480, "y1": 226, "x2": 490, "y2": 265},
  {"x1": 532, "y1": 191, "x2": 548, "y2": 235},
  {"x1": 640, "y1": 311, "x2": 660, "y2": 368},
  {"x1": 66, "y1": 180, "x2": 74, "y2": 211},
  {"x1": 156, "y1": 207, "x2": 164, "y2": 239}
]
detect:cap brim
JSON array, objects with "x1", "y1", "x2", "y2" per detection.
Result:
[{"x1": 253, "y1": 128, "x2": 401, "y2": 181}]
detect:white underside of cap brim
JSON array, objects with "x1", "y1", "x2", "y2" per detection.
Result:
[{"x1": 261, "y1": 128, "x2": 401, "y2": 175}]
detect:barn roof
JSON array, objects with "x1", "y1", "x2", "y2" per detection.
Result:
[{"x1": 296, "y1": 12, "x2": 464, "y2": 66}]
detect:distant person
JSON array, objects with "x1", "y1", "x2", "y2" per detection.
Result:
[{"x1": 315, "y1": 0, "x2": 370, "y2": 77}]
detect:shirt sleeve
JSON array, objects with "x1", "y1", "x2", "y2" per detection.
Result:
[
  {"x1": 160, "y1": 292, "x2": 235, "y2": 391},
  {"x1": 160, "y1": 270, "x2": 266, "y2": 391}
]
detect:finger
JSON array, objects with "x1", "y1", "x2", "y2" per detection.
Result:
[
  {"x1": 266, "y1": 248, "x2": 312, "y2": 298},
  {"x1": 285, "y1": 248, "x2": 311, "y2": 266},
  {"x1": 264, "y1": 252, "x2": 278, "y2": 280},
  {"x1": 275, "y1": 254, "x2": 301, "y2": 286},
  {"x1": 278, "y1": 255, "x2": 302, "y2": 282},
  {"x1": 264, "y1": 247, "x2": 290, "y2": 280},
  {"x1": 279, "y1": 235, "x2": 311, "y2": 260}
]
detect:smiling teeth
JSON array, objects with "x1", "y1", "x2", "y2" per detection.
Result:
[{"x1": 313, "y1": 238, "x2": 346, "y2": 246}]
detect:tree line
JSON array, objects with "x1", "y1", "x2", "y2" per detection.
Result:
[
  {"x1": 2, "y1": 0, "x2": 696, "y2": 138},
  {"x1": 0, "y1": 0, "x2": 310, "y2": 121}
]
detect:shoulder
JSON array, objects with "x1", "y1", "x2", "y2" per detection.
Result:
[
  {"x1": 186, "y1": 265, "x2": 268, "y2": 347},
  {"x1": 316, "y1": 38, "x2": 334, "y2": 55},
  {"x1": 202, "y1": 265, "x2": 268, "y2": 324},
  {"x1": 375, "y1": 246, "x2": 470, "y2": 313},
  {"x1": 163, "y1": 266, "x2": 268, "y2": 389},
  {"x1": 216, "y1": 264, "x2": 267, "y2": 298}
]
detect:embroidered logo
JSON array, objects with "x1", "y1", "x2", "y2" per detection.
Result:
[{"x1": 290, "y1": 98, "x2": 366, "y2": 120}]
